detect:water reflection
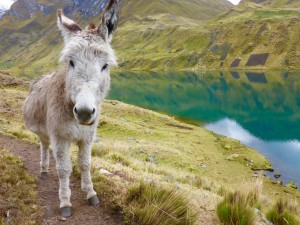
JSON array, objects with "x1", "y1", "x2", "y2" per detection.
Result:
[
  {"x1": 245, "y1": 72, "x2": 267, "y2": 83},
  {"x1": 109, "y1": 70, "x2": 300, "y2": 186},
  {"x1": 205, "y1": 118, "x2": 300, "y2": 186}
]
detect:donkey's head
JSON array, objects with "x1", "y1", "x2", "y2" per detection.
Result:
[{"x1": 57, "y1": 0, "x2": 119, "y2": 126}]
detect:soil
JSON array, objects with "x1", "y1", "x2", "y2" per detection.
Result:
[{"x1": 0, "y1": 136, "x2": 122, "y2": 225}]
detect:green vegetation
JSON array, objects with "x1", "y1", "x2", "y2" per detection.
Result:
[
  {"x1": 266, "y1": 198, "x2": 299, "y2": 225},
  {"x1": 217, "y1": 191, "x2": 256, "y2": 225},
  {"x1": 125, "y1": 182, "x2": 197, "y2": 225},
  {"x1": 0, "y1": 148, "x2": 40, "y2": 224},
  {"x1": 216, "y1": 179, "x2": 262, "y2": 225},
  {"x1": 1, "y1": 0, "x2": 300, "y2": 75},
  {"x1": 1, "y1": 75, "x2": 300, "y2": 223}
]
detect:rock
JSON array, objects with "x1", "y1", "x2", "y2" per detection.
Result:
[
  {"x1": 94, "y1": 135, "x2": 101, "y2": 143},
  {"x1": 255, "y1": 208, "x2": 273, "y2": 225},
  {"x1": 120, "y1": 118, "x2": 127, "y2": 123},
  {"x1": 163, "y1": 176, "x2": 170, "y2": 181},
  {"x1": 226, "y1": 154, "x2": 239, "y2": 161},
  {"x1": 274, "y1": 173, "x2": 281, "y2": 179},
  {"x1": 175, "y1": 182, "x2": 180, "y2": 189},
  {"x1": 144, "y1": 177, "x2": 152, "y2": 183},
  {"x1": 224, "y1": 145, "x2": 231, "y2": 150},
  {"x1": 272, "y1": 180, "x2": 282, "y2": 185},
  {"x1": 99, "y1": 169, "x2": 112, "y2": 175},
  {"x1": 59, "y1": 217, "x2": 67, "y2": 221},
  {"x1": 148, "y1": 155, "x2": 155, "y2": 163},
  {"x1": 200, "y1": 163, "x2": 207, "y2": 169},
  {"x1": 285, "y1": 181, "x2": 298, "y2": 189}
]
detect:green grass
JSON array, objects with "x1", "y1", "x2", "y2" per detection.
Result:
[
  {"x1": 1, "y1": 79, "x2": 300, "y2": 223},
  {"x1": 253, "y1": 10, "x2": 300, "y2": 19},
  {"x1": 2, "y1": 0, "x2": 300, "y2": 75}
]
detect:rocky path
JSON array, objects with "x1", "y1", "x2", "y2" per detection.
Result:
[{"x1": 0, "y1": 136, "x2": 122, "y2": 225}]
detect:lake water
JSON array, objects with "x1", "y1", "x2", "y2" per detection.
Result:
[{"x1": 109, "y1": 71, "x2": 300, "y2": 187}]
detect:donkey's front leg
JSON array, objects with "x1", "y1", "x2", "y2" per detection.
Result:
[
  {"x1": 77, "y1": 141, "x2": 99, "y2": 206},
  {"x1": 52, "y1": 139, "x2": 73, "y2": 217}
]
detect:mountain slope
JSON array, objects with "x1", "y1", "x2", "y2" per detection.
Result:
[
  {"x1": 0, "y1": 0, "x2": 233, "y2": 76},
  {"x1": 3, "y1": 0, "x2": 300, "y2": 73},
  {"x1": 200, "y1": 0, "x2": 300, "y2": 70},
  {"x1": 240, "y1": 0, "x2": 300, "y2": 8}
]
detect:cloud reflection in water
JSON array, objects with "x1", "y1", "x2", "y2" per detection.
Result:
[{"x1": 205, "y1": 118, "x2": 300, "y2": 187}]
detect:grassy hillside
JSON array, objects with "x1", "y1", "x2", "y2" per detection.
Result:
[
  {"x1": 1, "y1": 72, "x2": 300, "y2": 224},
  {"x1": 1, "y1": 0, "x2": 300, "y2": 75},
  {"x1": 240, "y1": 0, "x2": 300, "y2": 8},
  {"x1": 0, "y1": 0, "x2": 233, "y2": 76}
]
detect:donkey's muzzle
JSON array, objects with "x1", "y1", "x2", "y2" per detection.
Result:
[{"x1": 74, "y1": 106, "x2": 96, "y2": 125}]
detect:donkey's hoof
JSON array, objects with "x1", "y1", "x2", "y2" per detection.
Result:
[
  {"x1": 88, "y1": 195, "x2": 100, "y2": 206},
  {"x1": 40, "y1": 172, "x2": 48, "y2": 179},
  {"x1": 60, "y1": 207, "x2": 73, "y2": 217}
]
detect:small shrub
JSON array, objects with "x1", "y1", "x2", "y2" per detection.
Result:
[
  {"x1": 126, "y1": 182, "x2": 197, "y2": 225},
  {"x1": 193, "y1": 175, "x2": 204, "y2": 188},
  {"x1": 217, "y1": 191, "x2": 256, "y2": 225},
  {"x1": 266, "y1": 198, "x2": 299, "y2": 225},
  {"x1": 111, "y1": 153, "x2": 130, "y2": 167},
  {"x1": 217, "y1": 186, "x2": 228, "y2": 197},
  {"x1": 245, "y1": 179, "x2": 263, "y2": 209},
  {"x1": 92, "y1": 144, "x2": 110, "y2": 158}
]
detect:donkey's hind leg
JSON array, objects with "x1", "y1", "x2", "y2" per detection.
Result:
[{"x1": 39, "y1": 135, "x2": 50, "y2": 179}]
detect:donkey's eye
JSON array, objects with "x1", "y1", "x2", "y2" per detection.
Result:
[
  {"x1": 101, "y1": 64, "x2": 108, "y2": 72},
  {"x1": 70, "y1": 60, "x2": 75, "y2": 68}
]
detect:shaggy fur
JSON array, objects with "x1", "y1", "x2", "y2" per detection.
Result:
[{"x1": 23, "y1": 0, "x2": 119, "y2": 211}]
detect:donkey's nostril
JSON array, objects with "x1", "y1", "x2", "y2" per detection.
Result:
[
  {"x1": 92, "y1": 108, "x2": 96, "y2": 115},
  {"x1": 74, "y1": 107, "x2": 78, "y2": 115}
]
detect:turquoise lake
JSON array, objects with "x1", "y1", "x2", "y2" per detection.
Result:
[{"x1": 109, "y1": 71, "x2": 300, "y2": 187}]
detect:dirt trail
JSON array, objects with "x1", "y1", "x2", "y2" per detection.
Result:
[{"x1": 0, "y1": 136, "x2": 122, "y2": 225}]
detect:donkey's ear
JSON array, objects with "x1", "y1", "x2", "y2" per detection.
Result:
[
  {"x1": 98, "y1": 0, "x2": 119, "y2": 43},
  {"x1": 57, "y1": 9, "x2": 82, "y2": 40}
]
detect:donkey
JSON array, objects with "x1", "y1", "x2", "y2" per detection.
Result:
[{"x1": 23, "y1": 0, "x2": 119, "y2": 217}]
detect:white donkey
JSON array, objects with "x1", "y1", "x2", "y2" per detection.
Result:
[{"x1": 23, "y1": 0, "x2": 119, "y2": 217}]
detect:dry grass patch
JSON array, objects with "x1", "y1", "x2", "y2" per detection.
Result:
[{"x1": 0, "y1": 148, "x2": 40, "y2": 224}]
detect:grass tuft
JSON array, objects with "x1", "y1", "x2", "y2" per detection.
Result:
[
  {"x1": 126, "y1": 182, "x2": 197, "y2": 225},
  {"x1": 111, "y1": 153, "x2": 131, "y2": 167},
  {"x1": 217, "y1": 191, "x2": 256, "y2": 225},
  {"x1": 266, "y1": 198, "x2": 299, "y2": 225}
]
